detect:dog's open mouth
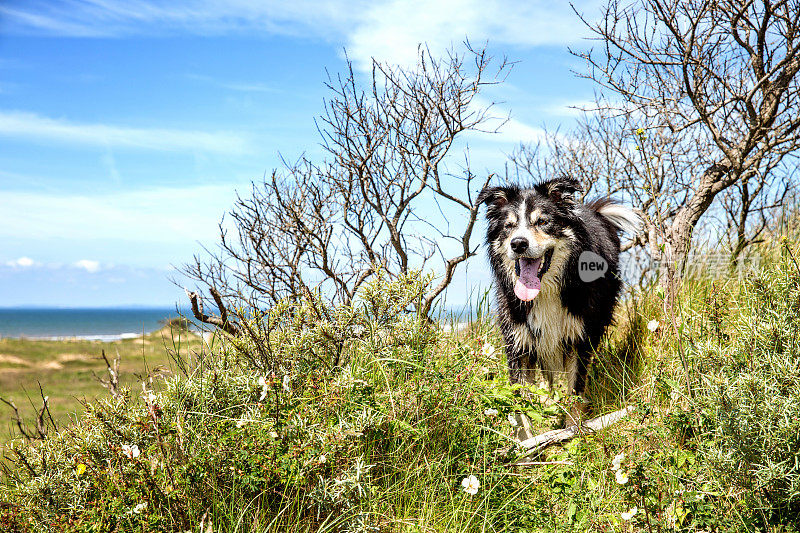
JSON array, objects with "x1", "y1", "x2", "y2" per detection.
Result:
[{"x1": 513, "y1": 249, "x2": 554, "y2": 302}]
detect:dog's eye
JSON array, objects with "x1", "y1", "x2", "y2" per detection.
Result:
[
  {"x1": 504, "y1": 221, "x2": 515, "y2": 229},
  {"x1": 535, "y1": 218, "x2": 549, "y2": 227}
]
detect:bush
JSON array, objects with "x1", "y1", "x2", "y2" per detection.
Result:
[
  {"x1": 694, "y1": 241, "x2": 800, "y2": 528},
  {"x1": 0, "y1": 271, "x2": 561, "y2": 532}
]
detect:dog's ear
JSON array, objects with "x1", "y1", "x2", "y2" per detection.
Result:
[
  {"x1": 476, "y1": 186, "x2": 517, "y2": 209},
  {"x1": 535, "y1": 177, "x2": 583, "y2": 205}
]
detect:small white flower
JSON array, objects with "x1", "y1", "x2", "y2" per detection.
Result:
[
  {"x1": 615, "y1": 469, "x2": 629, "y2": 484},
  {"x1": 257, "y1": 375, "x2": 270, "y2": 401},
  {"x1": 235, "y1": 418, "x2": 247, "y2": 428},
  {"x1": 481, "y1": 342, "x2": 497, "y2": 360},
  {"x1": 611, "y1": 452, "x2": 625, "y2": 471},
  {"x1": 484, "y1": 408, "x2": 499, "y2": 416},
  {"x1": 647, "y1": 320, "x2": 660, "y2": 332},
  {"x1": 121, "y1": 444, "x2": 140, "y2": 459},
  {"x1": 133, "y1": 502, "x2": 147, "y2": 514},
  {"x1": 507, "y1": 414, "x2": 518, "y2": 427},
  {"x1": 282, "y1": 374, "x2": 291, "y2": 393},
  {"x1": 461, "y1": 474, "x2": 480, "y2": 495},
  {"x1": 319, "y1": 454, "x2": 327, "y2": 464},
  {"x1": 142, "y1": 388, "x2": 157, "y2": 404},
  {"x1": 620, "y1": 506, "x2": 638, "y2": 520}
]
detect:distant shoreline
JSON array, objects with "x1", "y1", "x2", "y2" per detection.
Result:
[
  {"x1": 3, "y1": 332, "x2": 145, "y2": 342},
  {"x1": 0, "y1": 307, "x2": 175, "y2": 339}
]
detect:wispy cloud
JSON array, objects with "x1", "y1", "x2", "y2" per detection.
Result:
[
  {"x1": 347, "y1": 0, "x2": 600, "y2": 70},
  {"x1": 0, "y1": 1, "x2": 366, "y2": 39},
  {"x1": 0, "y1": 110, "x2": 252, "y2": 154},
  {"x1": 0, "y1": 183, "x2": 241, "y2": 244},
  {"x1": 74, "y1": 259, "x2": 101, "y2": 273},
  {"x1": 3, "y1": 1, "x2": 601, "y2": 70},
  {"x1": 5, "y1": 257, "x2": 37, "y2": 268}
]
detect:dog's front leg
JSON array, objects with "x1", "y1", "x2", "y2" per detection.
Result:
[{"x1": 565, "y1": 338, "x2": 594, "y2": 426}]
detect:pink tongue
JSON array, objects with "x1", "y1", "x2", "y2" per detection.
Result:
[{"x1": 514, "y1": 257, "x2": 542, "y2": 301}]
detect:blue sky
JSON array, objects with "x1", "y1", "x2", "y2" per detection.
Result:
[{"x1": 0, "y1": 0, "x2": 602, "y2": 308}]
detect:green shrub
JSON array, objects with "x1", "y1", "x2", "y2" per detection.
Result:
[{"x1": 694, "y1": 242, "x2": 800, "y2": 529}]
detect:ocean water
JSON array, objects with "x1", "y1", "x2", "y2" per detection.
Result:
[{"x1": 0, "y1": 308, "x2": 177, "y2": 340}]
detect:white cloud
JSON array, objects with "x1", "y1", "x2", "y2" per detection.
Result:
[
  {"x1": 5, "y1": 256, "x2": 36, "y2": 268},
  {"x1": 0, "y1": 111, "x2": 252, "y2": 154},
  {"x1": 347, "y1": 0, "x2": 600, "y2": 70},
  {"x1": 74, "y1": 259, "x2": 101, "y2": 273}
]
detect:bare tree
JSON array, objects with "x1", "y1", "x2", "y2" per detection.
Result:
[
  {"x1": 185, "y1": 44, "x2": 510, "y2": 327},
  {"x1": 720, "y1": 156, "x2": 793, "y2": 265},
  {"x1": 570, "y1": 0, "x2": 800, "y2": 283}
]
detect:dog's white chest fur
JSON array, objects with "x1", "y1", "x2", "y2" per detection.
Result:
[
  {"x1": 527, "y1": 290, "x2": 585, "y2": 375},
  {"x1": 525, "y1": 247, "x2": 585, "y2": 377}
]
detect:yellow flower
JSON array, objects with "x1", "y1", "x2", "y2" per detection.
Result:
[
  {"x1": 636, "y1": 128, "x2": 644, "y2": 135},
  {"x1": 76, "y1": 463, "x2": 86, "y2": 476}
]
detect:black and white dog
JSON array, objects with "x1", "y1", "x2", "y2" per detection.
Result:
[{"x1": 478, "y1": 177, "x2": 639, "y2": 416}]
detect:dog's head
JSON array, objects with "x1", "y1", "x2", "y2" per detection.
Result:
[{"x1": 478, "y1": 177, "x2": 582, "y2": 301}]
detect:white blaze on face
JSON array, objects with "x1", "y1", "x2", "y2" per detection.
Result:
[{"x1": 507, "y1": 200, "x2": 531, "y2": 256}]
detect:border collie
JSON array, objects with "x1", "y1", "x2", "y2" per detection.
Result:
[{"x1": 478, "y1": 177, "x2": 640, "y2": 420}]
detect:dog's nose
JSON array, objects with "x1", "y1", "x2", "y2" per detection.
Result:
[{"x1": 510, "y1": 237, "x2": 529, "y2": 253}]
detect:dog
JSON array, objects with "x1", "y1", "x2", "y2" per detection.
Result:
[{"x1": 477, "y1": 177, "x2": 640, "y2": 425}]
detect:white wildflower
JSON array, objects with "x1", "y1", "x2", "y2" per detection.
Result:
[
  {"x1": 142, "y1": 387, "x2": 157, "y2": 404},
  {"x1": 257, "y1": 375, "x2": 269, "y2": 401},
  {"x1": 647, "y1": 320, "x2": 660, "y2": 332},
  {"x1": 507, "y1": 414, "x2": 518, "y2": 427},
  {"x1": 319, "y1": 454, "x2": 327, "y2": 464},
  {"x1": 132, "y1": 502, "x2": 147, "y2": 514},
  {"x1": 235, "y1": 418, "x2": 247, "y2": 428},
  {"x1": 620, "y1": 506, "x2": 638, "y2": 520},
  {"x1": 615, "y1": 469, "x2": 629, "y2": 484},
  {"x1": 461, "y1": 474, "x2": 480, "y2": 495},
  {"x1": 481, "y1": 342, "x2": 497, "y2": 360},
  {"x1": 611, "y1": 452, "x2": 625, "y2": 471},
  {"x1": 484, "y1": 408, "x2": 499, "y2": 416},
  {"x1": 121, "y1": 444, "x2": 140, "y2": 459},
  {"x1": 282, "y1": 374, "x2": 291, "y2": 393}
]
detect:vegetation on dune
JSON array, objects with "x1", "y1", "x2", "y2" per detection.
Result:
[
  {"x1": 0, "y1": 327, "x2": 200, "y2": 449},
  {"x1": 2, "y1": 238, "x2": 800, "y2": 531}
]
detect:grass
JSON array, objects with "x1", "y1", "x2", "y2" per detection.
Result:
[
  {"x1": 0, "y1": 328, "x2": 203, "y2": 450},
  {"x1": 1, "y1": 250, "x2": 799, "y2": 531}
]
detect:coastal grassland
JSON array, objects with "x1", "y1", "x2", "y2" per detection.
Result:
[
  {"x1": 0, "y1": 328, "x2": 204, "y2": 449},
  {"x1": 1, "y1": 246, "x2": 800, "y2": 532}
]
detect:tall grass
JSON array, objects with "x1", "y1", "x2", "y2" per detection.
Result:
[{"x1": 2, "y1": 243, "x2": 800, "y2": 531}]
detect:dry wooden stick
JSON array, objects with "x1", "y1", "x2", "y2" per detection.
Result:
[{"x1": 512, "y1": 405, "x2": 635, "y2": 463}]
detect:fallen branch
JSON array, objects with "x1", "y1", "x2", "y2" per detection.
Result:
[
  {"x1": 511, "y1": 406, "x2": 635, "y2": 463},
  {"x1": 508, "y1": 460, "x2": 575, "y2": 467}
]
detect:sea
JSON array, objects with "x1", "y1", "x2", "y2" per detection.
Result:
[{"x1": 0, "y1": 308, "x2": 177, "y2": 341}]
